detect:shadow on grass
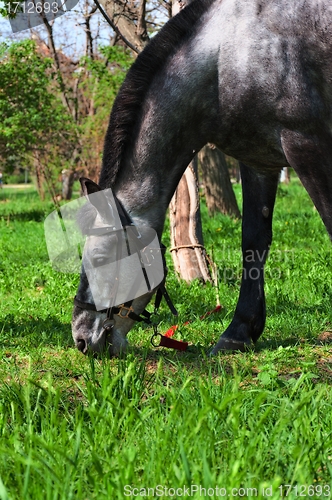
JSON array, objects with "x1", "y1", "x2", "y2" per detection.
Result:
[
  {"x1": 127, "y1": 332, "x2": 330, "y2": 367},
  {"x1": 267, "y1": 292, "x2": 332, "y2": 316},
  {"x1": 255, "y1": 336, "x2": 309, "y2": 351},
  {"x1": 0, "y1": 314, "x2": 72, "y2": 349},
  {"x1": 0, "y1": 208, "x2": 52, "y2": 223},
  {"x1": 128, "y1": 337, "x2": 302, "y2": 363},
  {"x1": 118, "y1": 339, "x2": 332, "y2": 386},
  {"x1": 0, "y1": 189, "x2": 54, "y2": 222}
]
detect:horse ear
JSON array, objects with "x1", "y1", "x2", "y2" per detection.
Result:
[
  {"x1": 79, "y1": 177, "x2": 114, "y2": 223},
  {"x1": 80, "y1": 177, "x2": 101, "y2": 196}
]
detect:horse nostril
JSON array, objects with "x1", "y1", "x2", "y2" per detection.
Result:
[{"x1": 77, "y1": 338, "x2": 87, "y2": 354}]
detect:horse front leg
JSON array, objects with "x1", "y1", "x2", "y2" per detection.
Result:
[{"x1": 212, "y1": 164, "x2": 279, "y2": 353}]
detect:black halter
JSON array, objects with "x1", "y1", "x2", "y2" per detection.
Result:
[{"x1": 73, "y1": 194, "x2": 177, "y2": 331}]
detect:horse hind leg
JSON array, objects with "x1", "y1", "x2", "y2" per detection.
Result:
[
  {"x1": 211, "y1": 164, "x2": 280, "y2": 354},
  {"x1": 281, "y1": 130, "x2": 332, "y2": 239}
]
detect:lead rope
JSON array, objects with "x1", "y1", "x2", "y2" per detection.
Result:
[
  {"x1": 153, "y1": 247, "x2": 222, "y2": 350},
  {"x1": 150, "y1": 285, "x2": 189, "y2": 351}
]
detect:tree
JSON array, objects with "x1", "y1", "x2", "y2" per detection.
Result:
[
  {"x1": 199, "y1": 144, "x2": 240, "y2": 217},
  {"x1": 169, "y1": 158, "x2": 211, "y2": 282},
  {"x1": 165, "y1": 0, "x2": 212, "y2": 283},
  {"x1": 35, "y1": 0, "x2": 133, "y2": 194},
  {"x1": 0, "y1": 0, "x2": 134, "y2": 199},
  {"x1": 78, "y1": 45, "x2": 133, "y2": 182},
  {"x1": 0, "y1": 40, "x2": 75, "y2": 199}
]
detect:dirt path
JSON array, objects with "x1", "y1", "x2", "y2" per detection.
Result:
[{"x1": 2, "y1": 184, "x2": 34, "y2": 189}]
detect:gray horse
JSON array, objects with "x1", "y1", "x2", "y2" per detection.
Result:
[{"x1": 72, "y1": 0, "x2": 332, "y2": 355}]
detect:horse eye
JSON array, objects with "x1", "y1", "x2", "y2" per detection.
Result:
[{"x1": 93, "y1": 256, "x2": 108, "y2": 267}]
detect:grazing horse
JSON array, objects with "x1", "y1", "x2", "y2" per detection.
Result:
[{"x1": 72, "y1": 0, "x2": 332, "y2": 355}]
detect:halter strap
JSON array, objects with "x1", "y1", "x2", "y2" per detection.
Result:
[{"x1": 73, "y1": 282, "x2": 177, "y2": 324}]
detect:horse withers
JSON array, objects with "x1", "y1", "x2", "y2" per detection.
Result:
[{"x1": 72, "y1": 0, "x2": 332, "y2": 355}]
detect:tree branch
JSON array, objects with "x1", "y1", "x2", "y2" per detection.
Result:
[
  {"x1": 93, "y1": 0, "x2": 140, "y2": 54},
  {"x1": 137, "y1": 0, "x2": 148, "y2": 43},
  {"x1": 84, "y1": 3, "x2": 98, "y2": 59},
  {"x1": 39, "y1": 9, "x2": 72, "y2": 115}
]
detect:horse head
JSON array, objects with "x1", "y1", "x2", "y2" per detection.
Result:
[{"x1": 72, "y1": 178, "x2": 165, "y2": 356}]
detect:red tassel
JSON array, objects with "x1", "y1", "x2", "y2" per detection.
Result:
[{"x1": 159, "y1": 335, "x2": 188, "y2": 351}]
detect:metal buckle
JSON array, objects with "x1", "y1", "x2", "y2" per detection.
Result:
[
  {"x1": 117, "y1": 304, "x2": 134, "y2": 319},
  {"x1": 102, "y1": 318, "x2": 115, "y2": 330},
  {"x1": 150, "y1": 332, "x2": 162, "y2": 347}
]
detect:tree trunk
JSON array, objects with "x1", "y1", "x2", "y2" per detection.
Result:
[
  {"x1": 34, "y1": 153, "x2": 45, "y2": 201},
  {"x1": 169, "y1": 159, "x2": 211, "y2": 283},
  {"x1": 61, "y1": 169, "x2": 75, "y2": 200},
  {"x1": 168, "y1": 0, "x2": 212, "y2": 283},
  {"x1": 280, "y1": 167, "x2": 290, "y2": 183},
  {"x1": 199, "y1": 144, "x2": 241, "y2": 218}
]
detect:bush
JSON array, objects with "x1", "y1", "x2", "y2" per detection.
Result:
[{"x1": 5, "y1": 172, "x2": 31, "y2": 184}]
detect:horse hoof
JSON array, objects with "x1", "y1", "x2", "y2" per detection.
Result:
[{"x1": 209, "y1": 338, "x2": 253, "y2": 355}]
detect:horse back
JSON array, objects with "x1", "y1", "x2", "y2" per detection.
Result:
[{"x1": 196, "y1": 0, "x2": 332, "y2": 165}]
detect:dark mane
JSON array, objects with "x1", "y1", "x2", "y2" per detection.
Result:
[{"x1": 99, "y1": 0, "x2": 217, "y2": 188}]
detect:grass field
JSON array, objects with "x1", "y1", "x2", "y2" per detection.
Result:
[{"x1": 0, "y1": 180, "x2": 332, "y2": 499}]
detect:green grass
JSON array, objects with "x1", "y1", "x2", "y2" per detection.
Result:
[{"x1": 0, "y1": 181, "x2": 332, "y2": 499}]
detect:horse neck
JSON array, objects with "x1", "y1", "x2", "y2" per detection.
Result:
[{"x1": 111, "y1": 58, "x2": 219, "y2": 236}]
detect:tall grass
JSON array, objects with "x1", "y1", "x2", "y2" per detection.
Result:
[{"x1": 0, "y1": 182, "x2": 332, "y2": 499}]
